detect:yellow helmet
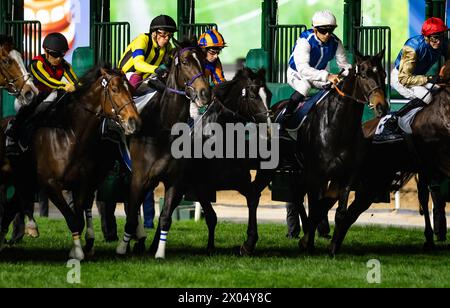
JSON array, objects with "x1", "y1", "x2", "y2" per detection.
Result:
[{"x1": 198, "y1": 29, "x2": 226, "y2": 49}]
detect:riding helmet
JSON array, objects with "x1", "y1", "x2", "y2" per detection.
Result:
[
  {"x1": 43, "y1": 33, "x2": 69, "y2": 53},
  {"x1": 312, "y1": 10, "x2": 337, "y2": 28},
  {"x1": 422, "y1": 17, "x2": 447, "y2": 37},
  {"x1": 149, "y1": 15, "x2": 178, "y2": 33},
  {"x1": 198, "y1": 29, "x2": 227, "y2": 49}
]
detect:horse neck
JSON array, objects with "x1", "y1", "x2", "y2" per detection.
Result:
[
  {"x1": 68, "y1": 84, "x2": 104, "y2": 141},
  {"x1": 159, "y1": 72, "x2": 190, "y2": 128}
]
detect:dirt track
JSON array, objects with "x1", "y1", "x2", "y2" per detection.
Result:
[{"x1": 154, "y1": 176, "x2": 428, "y2": 210}]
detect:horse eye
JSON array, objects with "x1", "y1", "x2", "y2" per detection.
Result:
[{"x1": 111, "y1": 86, "x2": 119, "y2": 93}]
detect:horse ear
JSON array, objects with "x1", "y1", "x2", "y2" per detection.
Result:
[
  {"x1": 354, "y1": 49, "x2": 364, "y2": 64},
  {"x1": 100, "y1": 67, "x2": 111, "y2": 79},
  {"x1": 375, "y1": 48, "x2": 385, "y2": 62}
]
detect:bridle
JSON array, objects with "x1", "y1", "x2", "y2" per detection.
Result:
[
  {"x1": 0, "y1": 54, "x2": 32, "y2": 97},
  {"x1": 332, "y1": 66, "x2": 384, "y2": 105},
  {"x1": 165, "y1": 47, "x2": 204, "y2": 102},
  {"x1": 81, "y1": 74, "x2": 134, "y2": 127},
  {"x1": 205, "y1": 83, "x2": 271, "y2": 124}
]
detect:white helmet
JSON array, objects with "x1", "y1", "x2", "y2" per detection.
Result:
[{"x1": 312, "y1": 10, "x2": 337, "y2": 28}]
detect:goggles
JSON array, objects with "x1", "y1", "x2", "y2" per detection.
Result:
[{"x1": 315, "y1": 26, "x2": 336, "y2": 35}]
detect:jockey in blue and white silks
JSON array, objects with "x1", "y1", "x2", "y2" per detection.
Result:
[{"x1": 283, "y1": 10, "x2": 352, "y2": 121}]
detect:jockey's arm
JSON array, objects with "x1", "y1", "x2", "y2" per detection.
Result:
[
  {"x1": 335, "y1": 40, "x2": 352, "y2": 75},
  {"x1": 397, "y1": 46, "x2": 428, "y2": 87},
  {"x1": 211, "y1": 59, "x2": 226, "y2": 85},
  {"x1": 131, "y1": 36, "x2": 158, "y2": 75},
  {"x1": 30, "y1": 60, "x2": 66, "y2": 90},
  {"x1": 62, "y1": 61, "x2": 79, "y2": 85},
  {"x1": 294, "y1": 38, "x2": 329, "y2": 83}
]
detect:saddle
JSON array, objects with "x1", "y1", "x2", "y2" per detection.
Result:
[{"x1": 276, "y1": 90, "x2": 331, "y2": 141}]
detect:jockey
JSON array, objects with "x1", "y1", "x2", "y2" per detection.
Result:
[
  {"x1": 118, "y1": 14, "x2": 177, "y2": 95},
  {"x1": 386, "y1": 17, "x2": 450, "y2": 130},
  {"x1": 283, "y1": 10, "x2": 352, "y2": 124},
  {"x1": 198, "y1": 28, "x2": 227, "y2": 86},
  {"x1": 5, "y1": 32, "x2": 78, "y2": 156}
]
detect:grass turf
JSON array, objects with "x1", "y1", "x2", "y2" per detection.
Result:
[{"x1": 0, "y1": 217, "x2": 449, "y2": 288}]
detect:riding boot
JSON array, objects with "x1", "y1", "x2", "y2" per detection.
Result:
[
  {"x1": 396, "y1": 98, "x2": 427, "y2": 117},
  {"x1": 281, "y1": 92, "x2": 305, "y2": 129}
]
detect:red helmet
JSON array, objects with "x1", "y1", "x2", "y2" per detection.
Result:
[{"x1": 422, "y1": 17, "x2": 447, "y2": 37}]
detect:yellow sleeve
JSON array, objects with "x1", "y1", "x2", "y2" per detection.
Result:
[
  {"x1": 398, "y1": 46, "x2": 428, "y2": 87},
  {"x1": 63, "y1": 61, "x2": 79, "y2": 85},
  {"x1": 30, "y1": 61, "x2": 66, "y2": 89},
  {"x1": 131, "y1": 34, "x2": 158, "y2": 74}
]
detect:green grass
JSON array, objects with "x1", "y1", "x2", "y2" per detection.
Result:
[{"x1": 0, "y1": 218, "x2": 449, "y2": 288}]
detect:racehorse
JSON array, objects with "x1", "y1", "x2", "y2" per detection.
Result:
[
  {"x1": 252, "y1": 50, "x2": 389, "y2": 254},
  {"x1": 330, "y1": 61, "x2": 450, "y2": 255},
  {"x1": 0, "y1": 41, "x2": 38, "y2": 105},
  {"x1": 149, "y1": 67, "x2": 272, "y2": 258},
  {"x1": 116, "y1": 39, "x2": 211, "y2": 256},
  {"x1": 0, "y1": 66, "x2": 140, "y2": 260},
  {"x1": 0, "y1": 41, "x2": 39, "y2": 240}
]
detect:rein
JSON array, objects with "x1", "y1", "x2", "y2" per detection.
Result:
[
  {"x1": 165, "y1": 47, "x2": 204, "y2": 101},
  {"x1": 0, "y1": 57, "x2": 32, "y2": 97},
  {"x1": 332, "y1": 71, "x2": 381, "y2": 105}
]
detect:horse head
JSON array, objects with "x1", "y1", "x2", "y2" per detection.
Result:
[
  {"x1": 77, "y1": 67, "x2": 141, "y2": 135},
  {"x1": 212, "y1": 67, "x2": 272, "y2": 130},
  {"x1": 168, "y1": 38, "x2": 211, "y2": 108},
  {"x1": 0, "y1": 46, "x2": 38, "y2": 105},
  {"x1": 353, "y1": 49, "x2": 389, "y2": 118}
]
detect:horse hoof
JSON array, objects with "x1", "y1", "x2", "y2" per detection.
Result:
[
  {"x1": 84, "y1": 239, "x2": 95, "y2": 257},
  {"x1": 116, "y1": 241, "x2": 130, "y2": 255},
  {"x1": 206, "y1": 245, "x2": 216, "y2": 256},
  {"x1": 133, "y1": 239, "x2": 146, "y2": 254},
  {"x1": 437, "y1": 236, "x2": 447, "y2": 243},
  {"x1": 239, "y1": 243, "x2": 254, "y2": 256},
  {"x1": 25, "y1": 226, "x2": 40, "y2": 238},
  {"x1": 69, "y1": 247, "x2": 85, "y2": 261}
]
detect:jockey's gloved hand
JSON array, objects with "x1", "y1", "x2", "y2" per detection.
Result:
[
  {"x1": 428, "y1": 75, "x2": 442, "y2": 84},
  {"x1": 64, "y1": 83, "x2": 76, "y2": 92},
  {"x1": 155, "y1": 64, "x2": 169, "y2": 79}
]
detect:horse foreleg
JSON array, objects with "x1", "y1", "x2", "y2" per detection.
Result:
[
  {"x1": 431, "y1": 189, "x2": 447, "y2": 242},
  {"x1": 195, "y1": 188, "x2": 217, "y2": 253},
  {"x1": 0, "y1": 195, "x2": 21, "y2": 252},
  {"x1": 330, "y1": 189, "x2": 373, "y2": 256},
  {"x1": 155, "y1": 185, "x2": 183, "y2": 259},
  {"x1": 117, "y1": 175, "x2": 148, "y2": 256},
  {"x1": 421, "y1": 195, "x2": 435, "y2": 250},
  {"x1": 47, "y1": 188, "x2": 84, "y2": 261},
  {"x1": 23, "y1": 199, "x2": 39, "y2": 239}
]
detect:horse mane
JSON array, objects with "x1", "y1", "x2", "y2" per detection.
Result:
[
  {"x1": 213, "y1": 67, "x2": 266, "y2": 101},
  {"x1": 72, "y1": 64, "x2": 122, "y2": 99}
]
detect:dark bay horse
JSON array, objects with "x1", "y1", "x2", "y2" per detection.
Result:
[
  {"x1": 116, "y1": 39, "x2": 211, "y2": 256},
  {"x1": 149, "y1": 67, "x2": 272, "y2": 258},
  {"x1": 252, "y1": 50, "x2": 389, "y2": 254},
  {"x1": 330, "y1": 64, "x2": 450, "y2": 255},
  {"x1": 0, "y1": 66, "x2": 140, "y2": 260}
]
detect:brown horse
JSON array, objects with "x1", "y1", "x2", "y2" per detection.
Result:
[
  {"x1": 0, "y1": 66, "x2": 141, "y2": 260},
  {"x1": 0, "y1": 44, "x2": 38, "y2": 105},
  {"x1": 330, "y1": 62, "x2": 450, "y2": 255},
  {"x1": 116, "y1": 39, "x2": 211, "y2": 256}
]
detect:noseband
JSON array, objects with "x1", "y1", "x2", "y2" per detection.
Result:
[
  {"x1": 0, "y1": 55, "x2": 32, "y2": 97},
  {"x1": 166, "y1": 47, "x2": 204, "y2": 102}
]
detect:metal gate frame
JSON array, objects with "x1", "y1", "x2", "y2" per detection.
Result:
[
  {"x1": 268, "y1": 24, "x2": 307, "y2": 83},
  {"x1": 92, "y1": 22, "x2": 130, "y2": 67},
  {"x1": 354, "y1": 26, "x2": 392, "y2": 102},
  {"x1": 179, "y1": 23, "x2": 218, "y2": 40}
]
